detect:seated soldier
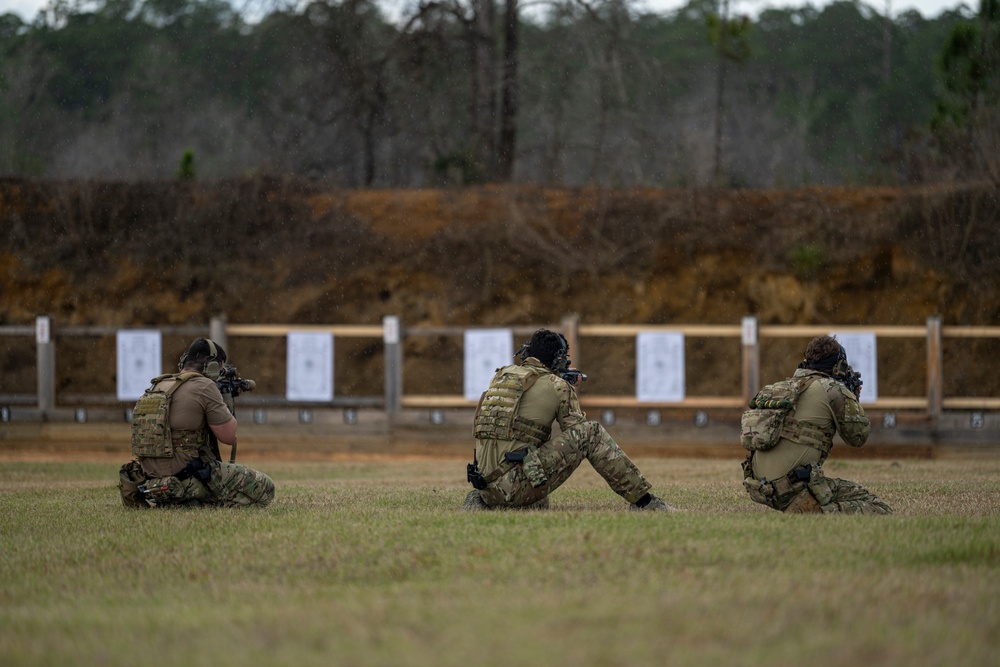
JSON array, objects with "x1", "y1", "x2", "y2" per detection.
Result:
[{"x1": 464, "y1": 329, "x2": 676, "y2": 512}]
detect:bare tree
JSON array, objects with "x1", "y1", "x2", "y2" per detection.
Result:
[
  {"x1": 401, "y1": 0, "x2": 523, "y2": 181},
  {"x1": 497, "y1": 0, "x2": 520, "y2": 179},
  {"x1": 706, "y1": 0, "x2": 750, "y2": 186}
]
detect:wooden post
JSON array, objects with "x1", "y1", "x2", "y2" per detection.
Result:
[
  {"x1": 36, "y1": 316, "x2": 55, "y2": 417},
  {"x1": 741, "y1": 315, "x2": 759, "y2": 407},
  {"x1": 383, "y1": 315, "x2": 402, "y2": 415},
  {"x1": 561, "y1": 313, "x2": 581, "y2": 367},
  {"x1": 210, "y1": 314, "x2": 227, "y2": 351},
  {"x1": 926, "y1": 316, "x2": 942, "y2": 421}
]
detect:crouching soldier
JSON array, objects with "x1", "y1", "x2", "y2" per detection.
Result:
[{"x1": 118, "y1": 338, "x2": 274, "y2": 508}]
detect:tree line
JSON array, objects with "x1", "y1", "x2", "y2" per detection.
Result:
[{"x1": 0, "y1": 0, "x2": 997, "y2": 187}]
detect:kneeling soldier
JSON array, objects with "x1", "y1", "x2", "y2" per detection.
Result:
[
  {"x1": 740, "y1": 335, "x2": 891, "y2": 514},
  {"x1": 118, "y1": 338, "x2": 274, "y2": 509}
]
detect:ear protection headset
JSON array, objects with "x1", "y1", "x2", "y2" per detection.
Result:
[
  {"x1": 202, "y1": 339, "x2": 221, "y2": 381},
  {"x1": 830, "y1": 344, "x2": 850, "y2": 377},
  {"x1": 516, "y1": 330, "x2": 570, "y2": 372},
  {"x1": 800, "y1": 343, "x2": 849, "y2": 376},
  {"x1": 178, "y1": 338, "x2": 221, "y2": 380},
  {"x1": 552, "y1": 334, "x2": 570, "y2": 372}
]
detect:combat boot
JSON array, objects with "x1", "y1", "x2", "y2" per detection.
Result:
[
  {"x1": 629, "y1": 493, "x2": 678, "y2": 512},
  {"x1": 461, "y1": 489, "x2": 489, "y2": 511},
  {"x1": 783, "y1": 488, "x2": 823, "y2": 514}
]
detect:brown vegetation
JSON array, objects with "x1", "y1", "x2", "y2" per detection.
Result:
[{"x1": 1, "y1": 177, "x2": 999, "y2": 399}]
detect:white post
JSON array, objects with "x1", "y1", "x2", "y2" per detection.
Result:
[
  {"x1": 36, "y1": 316, "x2": 55, "y2": 417},
  {"x1": 383, "y1": 316, "x2": 402, "y2": 415},
  {"x1": 741, "y1": 316, "x2": 759, "y2": 407}
]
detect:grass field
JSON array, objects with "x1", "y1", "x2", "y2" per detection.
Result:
[{"x1": 1, "y1": 455, "x2": 999, "y2": 667}]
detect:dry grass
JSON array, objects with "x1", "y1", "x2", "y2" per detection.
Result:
[{"x1": 1, "y1": 456, "x2": 998, "y2": 667}]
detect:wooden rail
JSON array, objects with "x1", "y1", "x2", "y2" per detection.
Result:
[
  {"x1": 224, "y1": 316, "x2": 997, "y2": 417},
  {"x1": 2, "y1": 315, "x2": 998, "y2": 422},
  {"x1": 226, "y1": 324, "x2": 385, "y2": 337}
]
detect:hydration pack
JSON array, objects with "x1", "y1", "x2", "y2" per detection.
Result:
[{"x1": 740, "y1": 375, "x2": 819, "y2": 451}]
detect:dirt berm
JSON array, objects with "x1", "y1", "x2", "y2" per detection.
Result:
[{"x1": 1, "y1": 177, "x2": 999, "y2": 409}]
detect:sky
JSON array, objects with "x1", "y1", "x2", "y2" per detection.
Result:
[{"x1": 0, "y1": 0, "x2": 974, "y2": 24}]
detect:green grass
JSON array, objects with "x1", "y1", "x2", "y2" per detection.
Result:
[{"x1": 1, "y1": 457, "x2": 999, "y2": 666}]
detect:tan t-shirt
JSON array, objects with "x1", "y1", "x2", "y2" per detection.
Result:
[{"x1": 139, "y1": 374, "x2": 233, "y2": 478}]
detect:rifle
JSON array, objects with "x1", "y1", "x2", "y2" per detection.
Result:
[
  {"x1": 836, "y1": 366, "x2": 863, "y2": 399},
  {"x1": 215, "y1": 364, "x2": 255, "y2": 463},
  {"x1": 558, "y1": 351, "x2": 587, "y2": 385},
  {"x1": 560, "y1": 369, "x2": 588, "y2": 385},
  {"x1": 217, "y1": 364, "x2": 256, "y2": 399}
]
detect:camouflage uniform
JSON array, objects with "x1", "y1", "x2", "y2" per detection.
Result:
[
  {"x1": 122, "y1": 373, "x2": 274, "y2": 508},
  {"x1": 472, "y1": 358, "x2": 652, "y2": 508},
  {"x1": 742, "y1": 368, "x2": 891, "y2": 515}
]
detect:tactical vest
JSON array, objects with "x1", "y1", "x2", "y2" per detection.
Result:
[
  {"x1": 740, "y1": 374, "x2": 836, "y2": 456},
  {"x1": 473, "y1": 366, "x2": 553, "y2": 447},
  {"x1": 131, "y1": 372, "x2": 209, "y2": 459}
]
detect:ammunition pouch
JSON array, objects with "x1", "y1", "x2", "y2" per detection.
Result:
[
  {"x1": 743, "y1": 463, "x2": 824, "y2": 511},
  {"x1": 742, "y1": 477, "x2": 771, "y2": 505}
]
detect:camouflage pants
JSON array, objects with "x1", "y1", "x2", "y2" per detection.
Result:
[
  {"x1": 816, "y1": 476, "x2": 893, "y2": 515},
  {"x1": 479, "y1": 421, "x2": 652, "y2": 508},
  {"x1": 139, "y1": 460, "x2": 275, "y2": 508},
  {"x1": 743, "y1": 463, "x2": 891, "y2": 515}
]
